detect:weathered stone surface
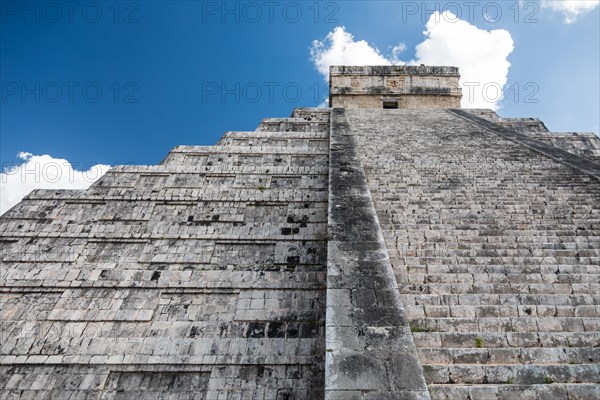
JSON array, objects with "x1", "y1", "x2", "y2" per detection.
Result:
[
  {"x1": 330, "y1": 65, "x2": 462, "y2": 109},
  {"x1": 349, "y1": 107, "x2": 600, "y2": 399},
  {"x1": 0, "y1": 108, "x2": 330, "y2": 399},
  {"x1": 1, "y1": 66, "x2": 599, "y2": 399},
  {"x1": 326, "y1": 108, "x2": 429, "y2": 399}
]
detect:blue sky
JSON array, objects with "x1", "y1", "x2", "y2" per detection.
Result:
[{"x1": 1, "y1": 1, "x2": 599, "y2": 201}]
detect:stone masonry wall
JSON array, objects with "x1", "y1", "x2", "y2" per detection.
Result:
[
  {"x1": 330, "y1": 66, "x2": 462, "y2": 109},
  {"x1": 0, "y1": 108, "x2": 330, "y2": 400}
]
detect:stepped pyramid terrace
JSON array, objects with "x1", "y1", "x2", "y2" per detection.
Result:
[{"x1": 1, "y1": 65, "x2": 599, "y2": 400}]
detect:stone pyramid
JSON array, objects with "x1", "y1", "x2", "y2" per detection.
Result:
[{"x1": 1, "y1": 66, "x2": 599, "y2": 399}]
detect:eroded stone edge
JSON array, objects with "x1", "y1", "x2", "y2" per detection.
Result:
[{"x1": 325, "y1": 108, "x2": 430, "y2": 400}]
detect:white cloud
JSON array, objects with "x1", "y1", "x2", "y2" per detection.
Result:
[
  {"x1": 309, "y1": 12, "x2": 514, "y2": 110},
  {"x1": 541, "y1": 0, "x2": 599, "y2": 23},
  {"x1": 317, "y1": 98, "x2": 330, "y2": 108},
  {"x1": 390, "y1": 43, "x2": 407, "y2": 65},
  {"x1": 310, "y1": 26, "x2": 391, "y2": 77},
  {"x1": 415, "y1": 11, "x2": 514, "y2": 109},
  {"x1": 1, "y1": 152, "x2": 110, "y2": 215}
]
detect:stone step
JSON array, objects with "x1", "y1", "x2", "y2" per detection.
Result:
[
  {"x1": 399, "y1": 262, "x2": 600, "y2": 273},
  {"x1": 0, "y1": 198, "x2": 328, "y2": 223},
  {"x1": 0, "y1": 197, "x2": 329, "y2": 221},
  {"x1": 417, "y1": 347, "x2": 599, "y2": 365},
  {"x1": 410, "y1": 264, "x2": 600, "y2": 275},
  {"x1": 260, "y1": 117, "x2": 329, "y2": 123},
  {"x1": 390, "y1": 234, "x2": 600, "y2": 242},
  {"x1": 256, "y1": 119, "x2": 329, "y2": 133},
  {"x1": 290, "y1": 108, "x2": 331, "y2": 121},
  {"x1": 217, "y1": 138, "x2": 328, "y2": 150},
  {"x1": 217, "y1": 131, "x2": 328, "y2": 144},
  {"x1": 398, "y1": 282, "x2": 600, "y2": 295},
  {"x1": 423, "y1": 363, "x2": 600, "y2": 385},
  {"x1": 390, "y1": 242, "x2": 600, "y2": 252},
  {"x1": 0, "y1": 221, "x2": 329, "y2": 243},
  {"x1": 110, "y1": 164, "x2": 329, "y2": 174},
  {"x1": 412, "y1": 332, "x2": 600, "y2": 349},
  {"x1": 382, "y1": 195, "x2": 598, "y2": 201},
  {"x1": 18, "y1": 187, "x2": 329, "y2": 203},
  {"x1": 400, "y1": 273, "x2": 600, "y2": 285},
  {"x1": 428, "y1": 383, "x2": 599, "y2": 400},
  {"x1": 404, "y1": 304, "x2": 600, "y2": 319},
  {"x1": 394, "y1": 252, "x2": 600, "y2": 261},
  {"x1": 386, "y1": 207, "x2": 600, "y2": 215},
  {"x1": 391, "y1": 240, "x2": 600, "y2": 250},
  {"x1": 374, "y1": 179, "x2": 600, "y2": 188},
  {"x1": 92, "y1": 171, "x2": 328, "y2": 191},
  {"x1": 407, "y1": 317, "x2": 598, "y2": 333},
  {"x1": 0, "y1": 268, "x2": 326, "y2": 290},
  {"x1": 167, "y1": 144, "x2": 329, "y2": 155},
  {"x1": 220, "y1": 130, "x2": 328, "y2": 139},
  {"x1": 386, "y1": 215, "x2": 600, "y2": 222},
  {"x1": 388, "y1": 229, "x2": 600, "y2": 238},
  {"x1": 372, "y1": 177, "x2": 600, "y2": 185},
  {"x1": 160, "y1": 144, "x2": 329, "y2": 165},
  {"x1": 161, "y1": 153, "x2": 328, "y2": 169},
  {"x1": 257, "y1": 117, "x2": 330, "y2": 122},
  {"x1": 400, "y1": 294, "x2": 600, "y2": 306}
]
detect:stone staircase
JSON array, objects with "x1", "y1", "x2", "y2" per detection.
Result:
[
  {"x1": 1, "y1": 105, "x2": 599, "y2": 399},
  {"x1": 464, "y1": 109, "x2": 600, "y2": 163},
  {"x1": 349, "y1": 108, "x2": 600, "y2": 400}
]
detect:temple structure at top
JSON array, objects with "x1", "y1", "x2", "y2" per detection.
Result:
[
  {"x1": 0, "y1": 65, "x2": 599, "y2": 400},
  {"x1": 329, "y1": 65, "x2": 462, "y2": 109}
]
